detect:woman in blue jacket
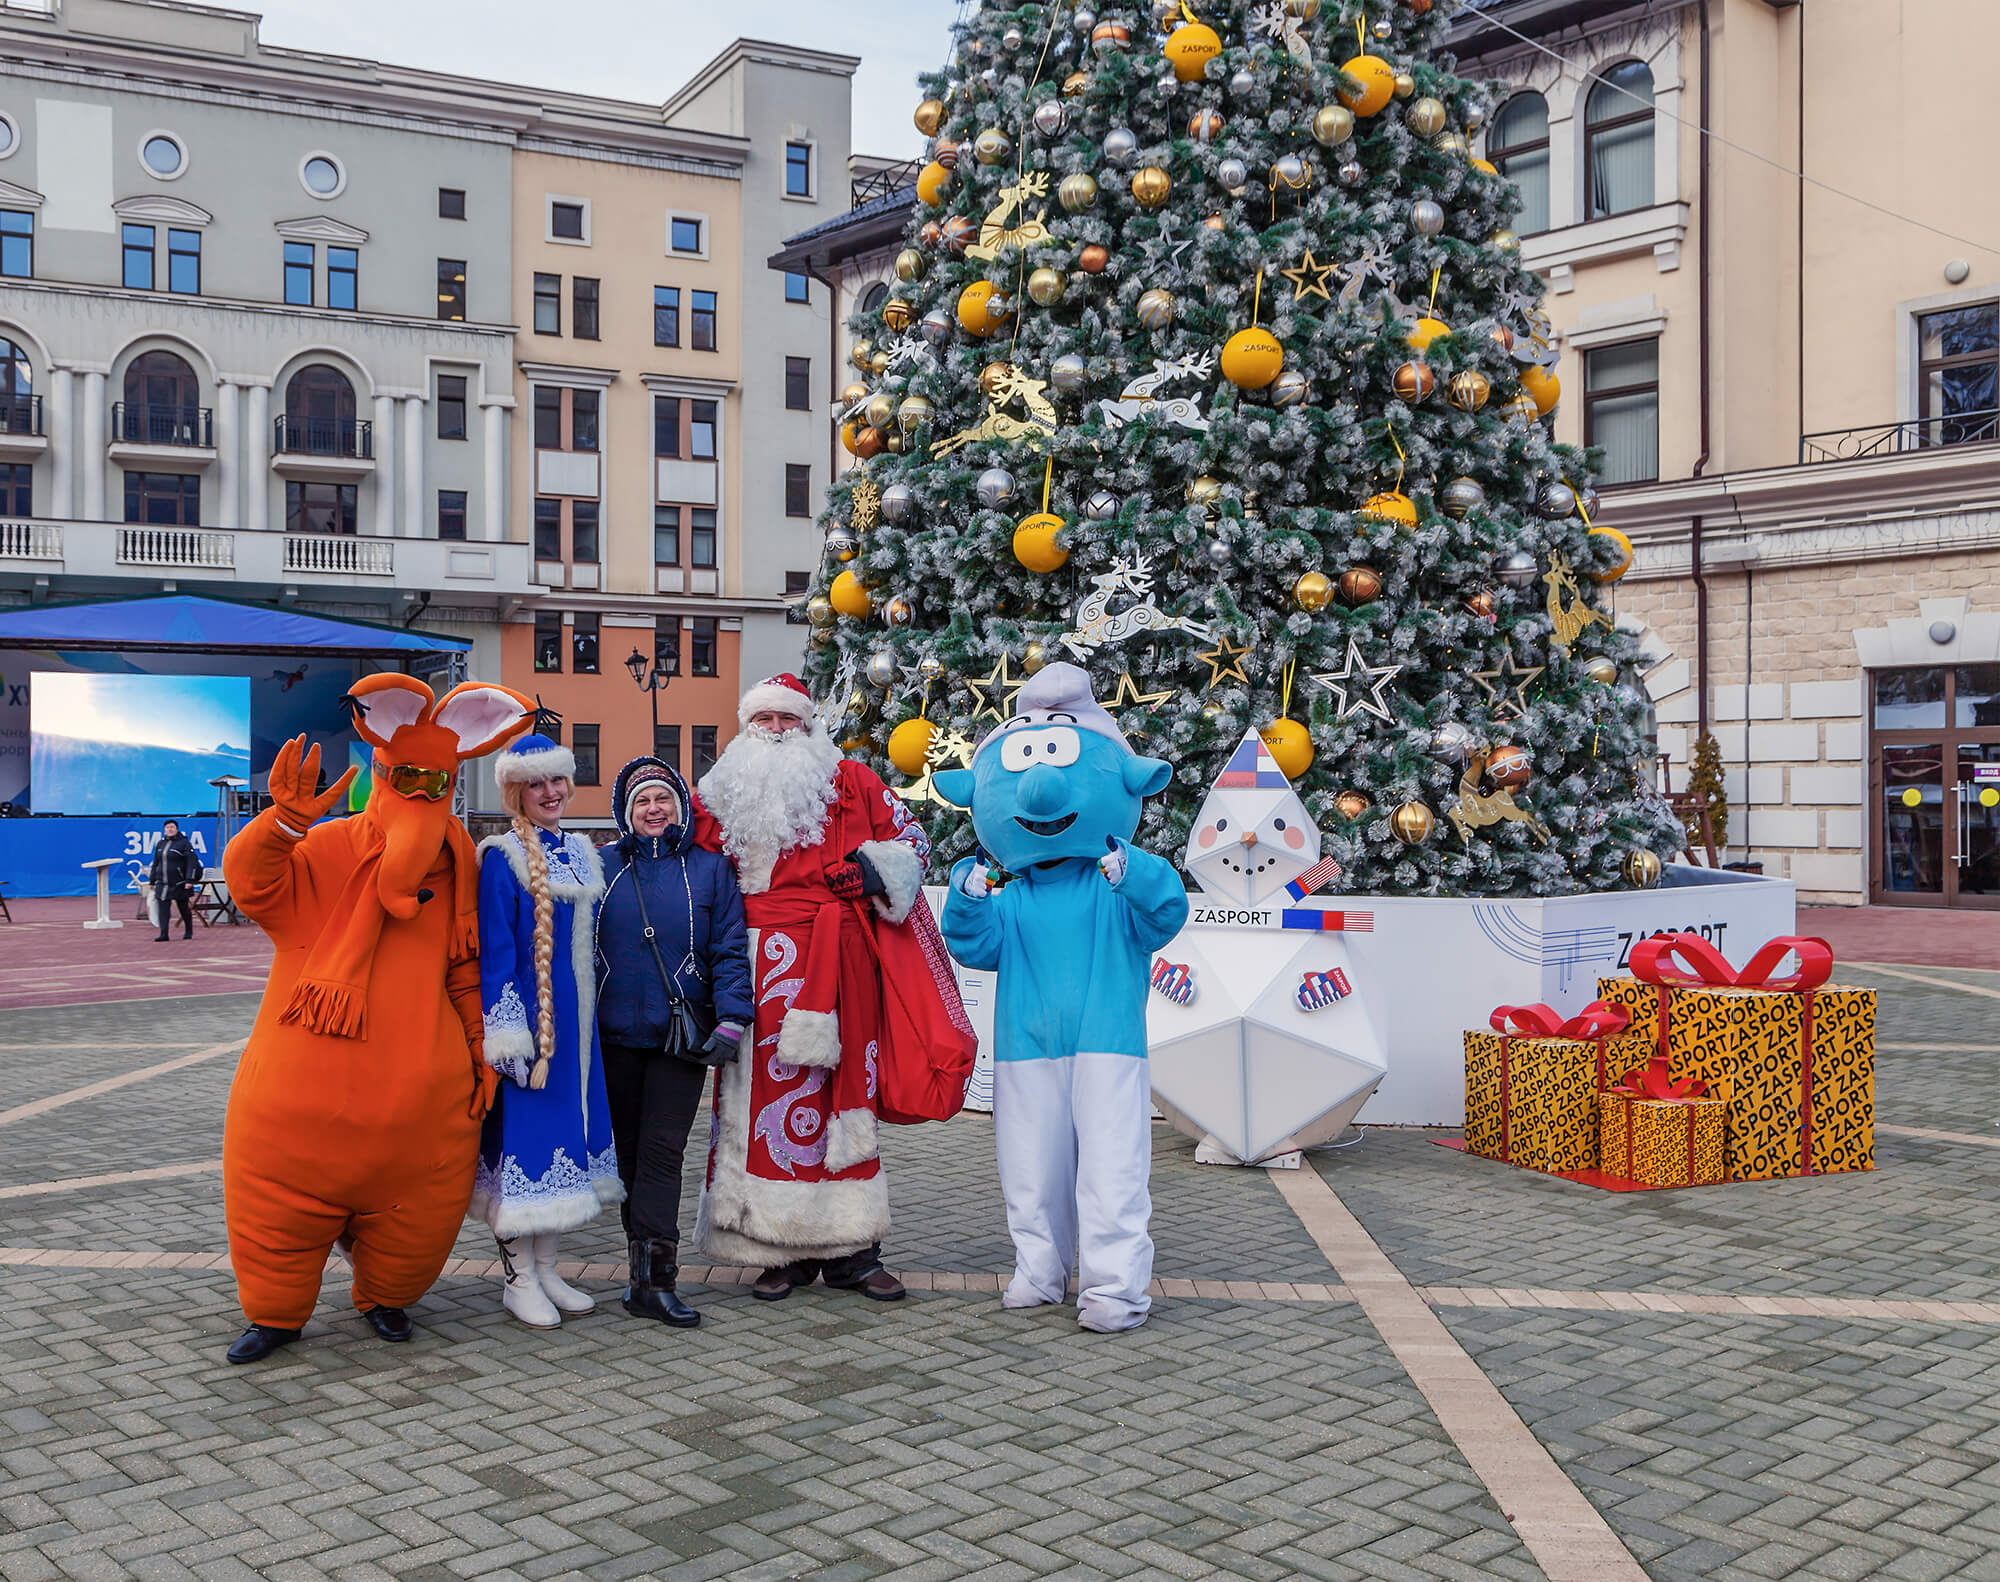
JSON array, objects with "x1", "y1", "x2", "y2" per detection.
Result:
[{"x1": 596, "y1": 755, "x2": 752, "y2": 1326}]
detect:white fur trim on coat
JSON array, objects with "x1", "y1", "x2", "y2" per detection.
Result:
[
  {"x1": 776, "y1": 1007, "x2": 841, "y2": 1069},
  {"x1": 495, "y1": 742, "x2": 576, "y2": 786},
  {"x1": 823, "y1": 1107, "x2": 880, "y2": 1174},
  {"x1": 693, "y1": 1039, "x2": 888, "y2": 1264},
  {"x1": 737, "y1": 680, "x2": 816, "y2": 725},
  {"x1": 859, "y1": 838, "x2": 923, "y2": 926}
]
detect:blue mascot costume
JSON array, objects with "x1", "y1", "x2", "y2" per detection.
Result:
[{"x1": 938, "y1": 662, "x2": 1189, "y2": 1332}]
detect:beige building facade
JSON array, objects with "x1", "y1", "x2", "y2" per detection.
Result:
[{"x1": 1459, "y1": 0, "x2": 2000, "y2": 909}]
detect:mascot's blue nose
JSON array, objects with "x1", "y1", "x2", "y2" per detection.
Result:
[{"x1": 1017, "y1": 762, "x2": 1070, "y2": 817}]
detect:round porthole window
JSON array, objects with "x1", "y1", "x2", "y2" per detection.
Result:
[
  {"x1": 141, "y1": 133, "x2": 186, "y2": 177},
  {"x1": 300, "y1": 153, "x2": 345, "y2": 198},
  {"x1": 0, "y1": 117, "x2": 19, "y2": 159}
]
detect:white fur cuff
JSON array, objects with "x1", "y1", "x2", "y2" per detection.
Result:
[
  {"x1": 861, "y1": 838, "x2": 923, "y2": 926},
  {"x1": 777, "y1": 1007, "x2": 841, "y2": 1069},
  {"x1": 824, "y1": 1108, "x2": 880, "y2": 1173},
  {"x1": 482, "y1": 1022, "x2": 536, "y2": 1074}
]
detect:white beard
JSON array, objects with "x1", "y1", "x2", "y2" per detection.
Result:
[{"x1": 697, "y1": 719, "x2": 843, "y2": 894}]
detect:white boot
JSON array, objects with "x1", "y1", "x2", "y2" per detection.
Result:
[
  {"x1": 533, "y1": 1232, "x2": 596, "y2": 1314},
  {"x1": 498, "y1": 1237, "x2": 561, "y2": 1329}
]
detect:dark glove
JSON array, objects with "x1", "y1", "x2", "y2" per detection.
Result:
[
  {"x1": 828, "y1": 849, "x2": 887, "y2": 901},
  {"x1": 697, "y1": 1022, "x2": 743, "y2": 1067}
]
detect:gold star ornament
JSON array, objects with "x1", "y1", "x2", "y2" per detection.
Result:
[
  {"x1": 1470, "y1": 648, "x2": 1546, "y2": 719},
  {"x1": 963, "y1": 654, "x2": 1025, "y2": 723},
  {"x1": 1195, "y1": 635, "x2": 1252, "y2": 690},
  {"x1": 1107, "y1": 671, "x2": 1174, "y2": 709},
  {"x1": 1278, "y1": 248, "x2": 1337, "y2": 304}
]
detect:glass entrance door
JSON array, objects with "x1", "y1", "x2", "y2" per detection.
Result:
[
  {"x1": 1871, "y1": 666, "x2": 2000, "y2": 907},
  {"x1": 1878, "y1": 741, "x2": 1946, "y2": 903},
  {"x1": 1955, "y1": 742, "x2": 2000, "y2": 905}
]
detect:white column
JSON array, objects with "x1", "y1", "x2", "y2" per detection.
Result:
[
  {"x1": 481, "y1": 399, "x2": 507, "y2": 543},
  {"x1": 372, "y1": 393, "x2": 397, "y2": 538},
  {"x1": 46, "y1": 366, "x2": 72, "y2": 519},
  {"x1": 401, "y1": 395, "x2": 425, "y2": 538},
  {"x1": 215, "y1": 381, "x2": 240, "y2": 530},
  {"x1": 80, "y1": 370, "x2": 105, "y2": 520},
  {"x1": 245, "y1": 382, "x2": 270, "y2": 533}
]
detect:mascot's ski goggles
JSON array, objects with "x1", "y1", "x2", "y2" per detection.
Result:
[{"x1": 384, "y1": 763, "x2": 454, "y2": 801}]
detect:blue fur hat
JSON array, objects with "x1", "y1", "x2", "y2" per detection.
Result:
[{"x1": 493, "y1": 731, "x2": 575, "y2": 786}]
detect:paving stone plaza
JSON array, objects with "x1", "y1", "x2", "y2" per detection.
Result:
[{"x1": 5, "y1": 960, "x2": 2000, "y2": 1581}]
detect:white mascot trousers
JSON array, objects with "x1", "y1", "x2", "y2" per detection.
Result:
[{"x1": 992, "y1": 1051, "x2": 1154, "y2": 1332}]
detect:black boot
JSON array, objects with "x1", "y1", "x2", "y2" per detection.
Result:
[
  {"x1": 623, "y1": 1239, "x2": 700, "y2": 1327},
  {"x1": 155, "y1": 930, "x2": 169, "y2": 942},
  {"x1": 226, "y1": 1323, "x2": 301, "y2": 1363}
]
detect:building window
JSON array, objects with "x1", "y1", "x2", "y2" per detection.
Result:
[
  {"x1": 1586, "y1": 61, "x2": 1655, "y2": 220},
  {"x1": 690, "y1": 400, "x2": 717, "y2": 460},
  {"x1": 1918, "y1": 304, "x2": 2000, "y2": 446},
  {"x1": 437, "y1": 258, "x2": 466, "y2": 321},
  {"x1": 785, "y1": 570, "x2": 810, "y2": 596},
  {"x1": 283, "y1": 240, "x2": 313, "y2": 305},
  {"x1": 785, "y1": 463, "x2": 811, "y2": 517},
  {"x1": 438, "y1": 488, "x2": 467, "y2": 540},
  {"x1": 571, "y1": 723, "x2": 600, "y2": 786},
  {"x1": 572, "y1": 612, "x2": 600, "y2": 673},
  {"x1": 285, "y1": 480, "x2": 357, "y2": 535},
  {"x1": 326, "y1": 246, "x2": 356, "y2": 310},
  {"x1": 692, "y1": 290, "x2": 717, "y2": 352},
  {"x1": 1488, "y1": 92, "x2": 1549, "y2": 236},
  {"x1": 692, "y1": 724, "x2": 718, "y2": 780},
  {"x1": 654, "y1": 285, "x2": 679, "y2": 347},
  {"x1": 573, "y1": 277, "x2": 599, "y2": 340},
  {"x1": 0, "y1": 461, "x2": 28, "y2": 514},
  {"x1": 784, "y1": 270, "x2": 810, "y2": 304},
  {"x1": 785, "y1": 356, "x2": 811, "y2": 411},
  {"x1": 141, "y1": 133, "x2": 186, "y2": 178},
  {"x1": 691, "y1": 507, "x2": 717, "y2": 570},
  {"x1": 439, "y1": 187, "x2": 465, "y2": 220},
  {"x1": 123, "y1": 471, "x2": 199, "y2": 526},
  {"x1": 436, "y1": 374, "x2": 467, "y2": 439},
  {"x1": 550, "y1": 200, "x2": 586, "y2": 241},
  {"x1": 533, "y1": 386, "x2": 563, "y2": 450},
  {"x1": 784, "y1": 141, "x2": 812, "y2": 198},
  {"x1": 655, "y1": 722, "x2": 681, "y2": 773},
  {"x1": 533, "y1": 497, "x2": 562, "y2": 560},
  {"x1": 122, "y1": 223, "x2": 155, "y2": 290},
  {"x1": 654, "y1": 505, "x2": 680, "y2": 565},
  {"x1": 1583, "y1": 339, "x2": 1659, "y2": 485},
  {"x1": 0, "y1": 210, "x2": 31, "y2": 278},
  {"x1": 122, "y1": 349, "x2": 200, "y2": 444},
  {"x1": 571, "y1": 499, "x2": 600, "y2": 563},
  {"x1": 300, "y1": 153, "x2": 344, "y2": 198},
  {"x1": 168, "y1": 229, "x2": 201, "y2": 295},
  {"x1": 533, "y1": 271, "x2": 560, "y2": 335},
  {"x1": 669, "y1": 215, "x2": 703, "y2": 254},
  {"x1": 282, "y1": 363, "x2": 360, "y2": 456},
  {"x1": 654, "y1": 395, "x2": 680, "y2": 457},
  {"x1": 534, "y1": 610, "x2": 563, "y2": 672},
  {"x1": 860, "y1": 281, "x2": 890, "y2": 315},
  {"x1": 572, "y1": 389, "x2": 600, "y2": 452}
]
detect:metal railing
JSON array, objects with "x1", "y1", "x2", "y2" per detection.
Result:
[
  {"x1": 117, "y1": 526, "x2": 233, "y2": 568},
  {"x1": 0, "y1": 393, "x2": 42, "y2": 436},
  {"x1": 1800, "y1": 407, "x2": 2000, "y2": 464},
  {"x1": 0, "y1": 518, "x2": 58, "y2": 558},
  {"x1": 851, "y1": 158, "x2": 923, "y2": 208},
  {"x1": 113, "y1": 401, "x2": 213, "y2": 448},
  {"x1": 272, "y1": 413, "x2": 372, "y2": 459},
  {"x1": 283, "y1": 532, "x2": 392, "y2": 576}
]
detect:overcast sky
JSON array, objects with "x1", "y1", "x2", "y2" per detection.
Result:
[{"x1": 252, "y1": 0, "x2": 964, "y2": 161}]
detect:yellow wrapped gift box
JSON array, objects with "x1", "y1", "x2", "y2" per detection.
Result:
[
  {"x1": 1597, "y1": 1055, "x2": 1729, "y2": 1188},
  {"x1": 1464, "y1": 1001, "x2": 1649, "y2": 1175}
]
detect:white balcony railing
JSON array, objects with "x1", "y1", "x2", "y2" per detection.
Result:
[
  {"x1": 117, "y1": 526, "x2": 234, "y2": 569},
  {"x1": 0, "y1": 518, "x2": 60, "y2": 559},
  {"x1": 283, "y1": 533, "x2": 394, "y2": 576}
]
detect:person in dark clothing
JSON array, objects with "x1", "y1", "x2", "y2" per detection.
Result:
[
  {"x1": 150, "y1": 820, "x2": 199, "y2": 941},
  {"x1": 595, "y1": 755, "x2": 753, "y2": 1327}
]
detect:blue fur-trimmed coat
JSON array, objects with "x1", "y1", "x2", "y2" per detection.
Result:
[{"x1": 472, "y1": 827, "x2": 622, "y2": 1238}]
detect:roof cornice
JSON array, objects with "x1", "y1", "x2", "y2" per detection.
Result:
[{"x1": 663, "y1": 37, "x2": 862, "y2": 125}]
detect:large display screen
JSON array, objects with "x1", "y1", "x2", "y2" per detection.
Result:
[{"x1": 29, "y1": 672, "x2": 251, "y2": 816}]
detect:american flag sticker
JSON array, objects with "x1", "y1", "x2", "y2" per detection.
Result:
[
  {"x1": 1296, "y1": 969, "x2": 1353, "y2": 1010},
  {"x1": 1150, "y1": 959, "x2": 1197, "y2": 1006},
  {"x1": 1284, "y1": 857, "x2": 1344, "y2": 900},
  {"x1": 1279, "y1": 909, "x2": 1375, "y2": 932}
]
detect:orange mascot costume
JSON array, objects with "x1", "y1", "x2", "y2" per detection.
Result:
[{"x1": 220, "y1": 673, "x2": 534, "y2": 1363}]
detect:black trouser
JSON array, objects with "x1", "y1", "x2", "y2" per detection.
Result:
[
  {"x1": 157, "y1": 888, "x2": 193, "y2": 939},
  {"x1": 600, "y1": 1040, "x2": 710, "y2": 1247}
]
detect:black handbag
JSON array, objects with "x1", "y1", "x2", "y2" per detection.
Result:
[{"x1": 628, "y1": 859, "x2": 723, "y2": 1066}]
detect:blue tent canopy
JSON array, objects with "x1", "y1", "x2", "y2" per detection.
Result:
[{"x1": 0, "y1": 595, "x2": 469, "y2": 654}]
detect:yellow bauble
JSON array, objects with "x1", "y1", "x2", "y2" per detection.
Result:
[
  {"x1": 916, "y1": 160, "x2": 952, "y2": 206},
  {"x1": 887, "y1": 717, "x2": 936, "y2": 776},
  {"x1": 1294, "y1": 570, "x2": 1333, "y2": 611},
  {"x1": 956, "y1": 280, "x2": 1011, "y2": 337},
  {"x1": 839, "y1": 420, "x2": 861, "y2": 456},
  {"x1": 1336, "y1": 54, "x2": 1397, "y2": 116},
  {"x1": 1131, "y1": 166, "x2": 1172, "y2": 207},
  {"x1": 1520, "y1": 363, "x2": 1561, "y2": 415},
  {"x1": 1588, "y1": 525, "x2": 1635, "y2": 582},
  {"x1": 1164, "y1": 20, "x2": 1222, "y2": 82},
  {"x1": 1407, "y1": 316, "x2": 1450, "y2": 352},
  {"x1": 828, "y1": 569, "x2": 873, "y2": 618},
  {"x1": 1220, "y1": 326, "x2": 1284, "y2": 390},
  {"x1": 1260, "y1": 718, "x2": 1314, "y2": 780},
  {"x1": 1361, "y1": 491, "x2": 1418, "y2": 528},
  {"x1": 914, "y1": 98, "x2": 944, "y2": 137},
  {"x1": 1471, "y1": 157, "x2": 1498, "y2": 176},
  {"x1": 1012, "y1": 512, "x2": 1069, "y2": 573}
]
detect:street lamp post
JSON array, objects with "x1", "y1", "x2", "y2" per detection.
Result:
[{"x1": 625, "y1": 644, "x2": 676, "y2": 752}]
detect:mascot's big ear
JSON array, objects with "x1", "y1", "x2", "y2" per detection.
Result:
[
  {"x1": 1122, "y1": 755, "x2": 1173, "y2": 797},
  {"x1": 432, "y1": 682, "x2": 536, "y2": 761},
  {"x1": 345, "y1": 673, "x2": 438, "y2": 750},
  {"x1": 933, "y1": 768, "x2": 976, "y2": 809}
]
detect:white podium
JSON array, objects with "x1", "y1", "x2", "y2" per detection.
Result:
[{"x1": 81, "y1": 858, "x2": 124, "y2": 929}]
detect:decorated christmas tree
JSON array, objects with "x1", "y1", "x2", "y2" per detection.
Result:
[{"x1": 804, "y1": 0, "x2": 1683, "y2": 897}]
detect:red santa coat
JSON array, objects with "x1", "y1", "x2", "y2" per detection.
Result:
[{"x1": 692, "y1": 757, "x2": 971, "y2": 1265}]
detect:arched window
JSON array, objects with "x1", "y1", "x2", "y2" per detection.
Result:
[
  {"x1": 859, "y1": 280, "x2": 890, "y2": 315},
  {"x1": 282, "y1": 363, "x2": 358, "y2": 456},
  {"x1": 1586, "y1": 61, "x2": 1655, "y2": 220},
  {"x1": 1488, "y1": 93, "x2": 1550, "y2": 235},
  {"x1": 121, "y1": 349, "x2": 201, "y2": 445},
  {"x1": 0, "y1": 336, "x2": 30, "y2": 437}
]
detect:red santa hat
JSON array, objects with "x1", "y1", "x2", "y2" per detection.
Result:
[{"x1": 738, "y1": 672, "x2": 816, "y2": 727}]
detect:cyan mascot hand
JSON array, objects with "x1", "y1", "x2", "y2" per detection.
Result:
[{"x1": 935, "y1": 661, "x2": 1172, "y2": 873}]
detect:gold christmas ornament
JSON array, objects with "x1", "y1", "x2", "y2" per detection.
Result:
[
  {"x1": 880, "y1": 297, "x2": 914, "y2": 332},
  {"x1": 806, "y1": 593, "x2": 836, "y2": 628},
  {"x1": 1012, "y1": 511, "x2": 1069, "y2": 573},
  {"x1": 1392, "y1": 360, "x2": 1436, "y2": 402},
  {"x1": 1285, "y1": 0, "x2": 1320, "y2": 16},
  {"x1": 1189, "y1": 108, "x2": 1225, "y2": 142},
  {"x1": 914, "y1": 98, "x2": 944, "y2": 136},
  {"x1": 1490, "y1": 228, "x2": 1520, "y2": 254},
  {"x1": 1624, "y1": 849, "x2": 1664, "y2": 888},
  {"x1": 1059, "y1": 172, "x2": 1099, "y2": 211},
  {"x1": 1063, "y1": 69, "x2": 1090, "y2": 96},
  {"x1": 1520, "y1": 363, "x2": 1561, "y2": 415},
  {"x1": 1022, "y1": 639, "x2": 1050, "y2": 674},
  {"x1": 849, "y1": 339, "x2": 874, "y2": 372},
  {"x1": 1338, "y1": 566, "x2": 1383, "y2": 605},
  {"x1": 1581, "y1": 656, "x2": 1619, "y2": 685},
  {"x1": 887, "y1": 717, "x2": 936, "y2": 777},
  {"x1": 1448, "y1": 369, "x2": 1491, "y2": 411},
  {"x1": 1220, "y1": 326, "x2": 1284, "y2": 389},
  {"x1": 1187, "y1": 475, "x2": 1224, "y2": 507},
  {"x1": 1588, "y1": 525, "x2": 1635, "y2": 582},
  {"x1": 1501, "y1": 391, "x2": 1541, "y2": 423},
  {"x1": 1406, "y1": 96, "x2": 1447, "y2": 137},
  {"x1": 1294, "y1": 570, "x2": 1333, "y2": 611},
  {"x1": 894, "y1": 249, "x2": 925, "y2": 284},
  {"x1": 1027, "y1": 267, "x2": 1067, "y2": 307},
  {"x1": 1391, "y1": 801, "x2": 1434, "y2": 844},
  {"x1": 956, "y1": 280, "x2": 1012, "y2": 337},
  {"x1": 828, "y1": 570, "x2": 872, "y2": 619},
  {"x1": 1136, "y1": 287, "x2": 1174, "y2": 329},
  {"x1": 1434, "y1": 130, "x2": 1470, "y2": 158},
  {"x1": 1336, "y1": 54, "x2": 1397, "y2": 116},
  {"x1": 896, "y1": 394, "x2": 933, "y2": 432},
  {"x1": 1131, "y1": 166, "x2": 1172, "y2": 207},
  {"x1": 1333, "y1": 790, "x2": 1371, "y2": 821},
  {"x1": 883, "y1": 595, "x2": 915, "y2": 627},
  {"x1": 1164, "y1": 19, "x2": 1221, "y2": 81},
  {"x1": 1260, "y1": 718, "x2": 1314, "y2": 779},
  {"x1": 852, "y1": 426, "x2": 885, "y2": 460},
  {"x1": 863, "y1": 392, "x2": 895, "y2": 430},
  {"x1": 1270, "y1": 368, "x2": 1310, "y2": 407},
  {"x1": 839, "y1": 380, "x2": 867, "y2": 407},
  {"x1": 1361, "y1": 490, "x2": 1418, "y2": 528},
  {"x1": 1392, "y1": 71, "x2": 1416, "y2": 100},
  {"x1": 1311, "y1": 104, "x2": 1356, "y2": 146},
  {"x1": 973, "y1": 127, "x2": 1012, "y2": 165},
  {"x1": 838, "y1": 420, "x2": 860, "y2": 456},
  {"x1": 978, "y1": 360, "x2": 1014, "y2": 397}
]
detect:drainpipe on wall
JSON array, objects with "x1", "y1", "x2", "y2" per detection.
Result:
[
  {"x1": 1688, "y1": 0, "x2": 1714, "y2": 766},
  {"x1": 809, "y1": 259, "x2": 840, "y2": 487}
]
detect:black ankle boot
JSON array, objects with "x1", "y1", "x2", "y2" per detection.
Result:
[{"x1": 623, "y1": 1238, "x2": 699, "y2": 1327}]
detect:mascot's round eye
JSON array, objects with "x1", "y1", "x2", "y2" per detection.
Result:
[
  {"x1": 1216, "y1": 819, "x2": 1228, "y2": 832},
  {"x1": 999, "y1": 725, "x2": 1079, "y2": 771},
  {"x1": 1273, "y1": 818, "x2": 1287, "y2": 830}
]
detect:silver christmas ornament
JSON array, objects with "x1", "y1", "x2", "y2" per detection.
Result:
[
  {"x1": 1538, "y1": 481, "x2": 1579, "y2": 519},
  {"x1": 976, "y1": 467, "x2": 1018, "y2": 508},
  {"x1": 1217, "y1": 156, "x2": 1249, "y2": 194},
  {"x1": 880, "y1": 483, "x2": 916, "y2": 524},
  {"x1": 1102, "y1": 126, "x2": 1139, "y2": 166},
  {"x1": 1228, "y1": 66, "x2": 1257, "y2": 98},
  {"x1": 865, "y1": 650, "x2": 898, "y2": 688},
  {"x1": 1270, "y1": 368, "x2": 1310, "y2": 407},
  {"x1": 1271, "y1": 152, "x2": 1308, "y2": 188},
  {"x1": 919, "y1": 308, "x2": 952, "y2": 347},
  {"x1": 1578, "y1": 484, "x2": 1602, "y2": 519},
  {"x1": 1206, "y1": 537, "x2": 1232, "y2": 566},
  {"x1": 1136, "y1": 287, "x2": 1174, "y2": 328},
  {"x1": 824, "y1": 527, "x2": 858, "y2": 562},
  {"x1": 1050, "y1": 352, "x2": 1088, "y2": 393},
  {"x1": 1497, "y1": 550, "x2": 1539, "y2": 588},
  {"x1": 918, "y1": 655, "x2": 945, "y2": 683},
  {"x1": 1439, "y1": 477, "x2": 1485, "y2": 519},
  {"x1": 1430, "y1": 721, "x2": 1474, "y2": 765},
  {"x1": 1411, "y1": 199, "x2": 1445, "y2": 236},
  {"x1": 1151, "y1": 0, "x2": 1180, "y2": 23},
  {"x1": 1083, "y1": 488, "x2": 1121, "y2": 520},
  {"x1": 1074, "y1": 7, "x2": 1096, "y2": 31},
  {"x1": 1464, "y1": 101, "x2": 1487, "y2": 133},
  {"x1": 1032, "y1": 99, "x2": 1067, "y2": 137},
  {"x1": 1372, "y1": 17, "x2": 1392, "y2": 37},
  {"x1": 1002, "y1": 22, "x2": 1024, "y2": 49},
  {"x1": 1337, "y1": 158, "x2": 1364, "y2": 186}
]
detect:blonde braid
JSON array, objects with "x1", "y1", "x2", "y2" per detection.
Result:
[{"x1": 512, "y1": 814, "x2": 558, "y2": 1090}]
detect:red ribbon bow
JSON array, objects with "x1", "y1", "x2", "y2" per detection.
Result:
[
  {"x1": 1487, "y1": 1000, "x2": 1631, "y2": 1040},
  {"x1": 1630, "y1": 933, "x2": 1834, "y2": 993},
  {"x1": 1607, "y1": 1052, "x2": 1708, "y2": 1103}
]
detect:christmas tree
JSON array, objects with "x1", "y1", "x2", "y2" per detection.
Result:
[{"x1": 804, "y1": 0, "x2": 1683, "y2": 897}]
